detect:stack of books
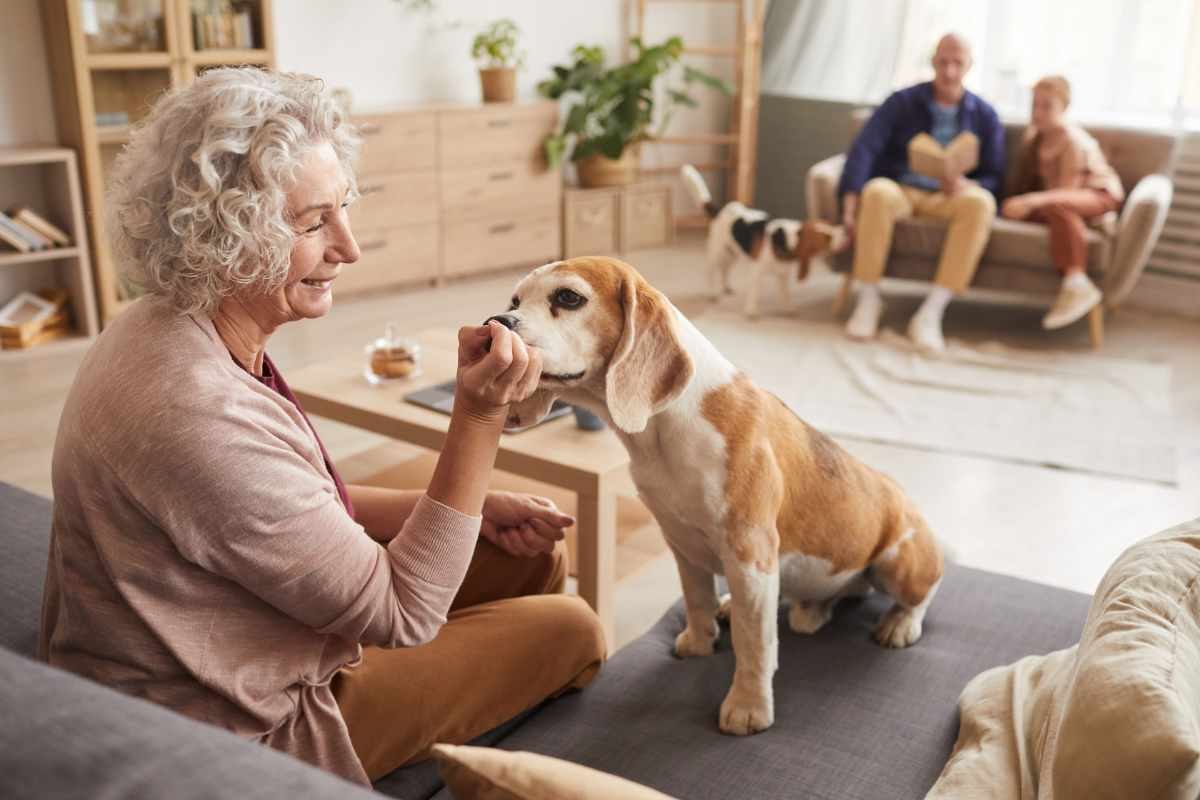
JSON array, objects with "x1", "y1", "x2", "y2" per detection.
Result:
[
  {"x1": 192, "y1": 1, "x2": 256, "y2": 50},
  {"x1": 0, "y1": 208, "x2": 71, "y2": 254},
  {"x1": 0, "y1": 288, "x2": 73, "y2": 350}
]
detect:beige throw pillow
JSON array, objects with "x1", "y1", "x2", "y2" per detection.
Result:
[
  {"x1": 432, "y1": 744, "x2": 676, "y2": 800},
  {"x1": 928, "y1": 518, "x2": 1200, "y2": 799},
  {"x1": 1040, "y1": 519, "x2": 1200, "y2": 799}
]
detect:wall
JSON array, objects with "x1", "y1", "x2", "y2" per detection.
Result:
[
  {"x1": 0, "y1": 0, "x2": 59, "y2": 146},
  {"x1": 754, "y1": 94, "x2": 857, "y2": 219},
  {"x1": 1, "y1": 0, "x2": 731, "y2": 203}
]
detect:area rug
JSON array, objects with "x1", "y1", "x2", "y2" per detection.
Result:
[{"x1": 694, "y1": 310, "x2": 1177, "y2": 485}]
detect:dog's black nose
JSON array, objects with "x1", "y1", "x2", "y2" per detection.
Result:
[{"x1": 485, "y1": 314, "x2": 518, "y2": 331}]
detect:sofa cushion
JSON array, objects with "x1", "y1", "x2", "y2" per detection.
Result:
[
  {"x1": 0, "y1": 482, "x2": 52, "y2": 657},
  {"x1": 0, "y1": 646, "x2": 382, "y2": 799},
  {"x1": 434, "y1": 563, "x2": 1090, "y2": 800},
  {"x1": 890, "y1": 217, "x2": 1111, "y2": 274},
  {"x1": 432, "y1": 744, "x2": 676, "y2": 800}
]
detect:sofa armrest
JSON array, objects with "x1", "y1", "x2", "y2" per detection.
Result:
[
  {"x1": 806, "y1": 153, "x2": 845, "y2": 224},
  {"x1": 1105, "y1": 174, "x2": 1173, "y2": 307}
]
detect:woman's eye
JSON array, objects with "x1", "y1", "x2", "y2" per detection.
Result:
[
  {"x1": 303, "y1": 222, "x2": 323, "y2": 234},
  {"x1": 553, "y1": 288, "x2": 585, "y2": 309}
]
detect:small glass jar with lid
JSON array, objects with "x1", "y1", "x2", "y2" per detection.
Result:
[{"x1": 363, "y1": 324, "x2": 421, "y2": 385}]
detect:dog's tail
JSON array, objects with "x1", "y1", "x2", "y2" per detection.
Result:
[{"x1": 680, "y1": 164, "x2": 722, "y2": 218}]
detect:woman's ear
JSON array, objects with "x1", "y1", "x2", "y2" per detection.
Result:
[{"x1": 604, "y1": 276, "x2": 694, "y2": 433}]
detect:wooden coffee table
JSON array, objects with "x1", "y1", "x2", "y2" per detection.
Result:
[{"x1": 287, "y1": 328, "x2": 633, "y2": 647}]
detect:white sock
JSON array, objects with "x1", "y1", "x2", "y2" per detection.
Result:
[
  {"x1": 1063, "y1": 271, "x2": 1091, "y2": 290},
  {"x1": 857, "y1": 282, "x2": 882, "y2": 310},
  {"x1": 916, "y1": 286, "x2": 953, "y2": 323}
]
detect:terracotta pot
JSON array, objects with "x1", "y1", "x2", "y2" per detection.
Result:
[
  {"x1": 478, "y1": 67, "x2": 517, "y2": 103},
  {"x1": 575, "y1": 146, "x2": 639, "y2": 188}
]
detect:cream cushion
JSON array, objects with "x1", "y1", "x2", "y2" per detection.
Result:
[
  {"x1": 432, "y1": 744, "x2": 676, "y2": 800},
  {"x1": 927, "y1": 518, "x2": 1200, "y2": 799}
]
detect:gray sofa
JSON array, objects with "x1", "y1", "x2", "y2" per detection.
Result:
[
  {"x1": 807, "y1": 112, "x2": 1176, "y2": 348},
  {"x1": 1, "y1": 480, "x2": 1091, "y2": 799}
]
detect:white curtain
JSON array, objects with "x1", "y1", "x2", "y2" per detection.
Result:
[{"x1": 763, "y1": 0, "x2": 1194, "y2": 127}]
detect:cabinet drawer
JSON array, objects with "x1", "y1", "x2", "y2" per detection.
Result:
[
  {"x1": 438, "y1": 103, "x2": 557, "y2": 169},
  {"x1": 353, "y1": 112, "x2": 437, "y2": 174},
  {"x1": 440, "y1": 163, "x2": 561, "y2": 220},
  {"x1": 620, "y1": 184, "x2": 673, "y2": 251},
  {"x1": 564, "y1": 190, "x2": 620, "y2": 258},
  {"x1": 351, "y1": 170, "x2": 439, "y2": 230},
  {"x1": 337, "y1": 224, "x2": 439, "y2": 294},
  {"x1": 442, "y1": 209, "x2": 561, "y2": 277}
]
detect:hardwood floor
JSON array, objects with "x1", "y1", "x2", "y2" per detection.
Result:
[{"x1": 4, "y1": 234, "x2": 1198, "y2": 648}]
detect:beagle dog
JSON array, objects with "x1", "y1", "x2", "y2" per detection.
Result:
[
  {"x1": 496, "y1": 256, "x2": 943, "y2": 736},
  {"x1": 681, "y1": 165, "x2": 844, "y2": 319}
]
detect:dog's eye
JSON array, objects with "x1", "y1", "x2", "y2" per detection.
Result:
[
  {"x1": 552, "y1": 288, "x2": 586, "y2": 309},
  {"x1": 509, "y1": 295, "x2": 520, "y2": 311}
]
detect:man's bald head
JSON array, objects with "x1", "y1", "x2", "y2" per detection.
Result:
[
  {"x1": 931, "y1": 32, "x2": 973, "y2": 104},
  {"x1": 934, "y1": 33, "x2": 972, "y2": 62}
]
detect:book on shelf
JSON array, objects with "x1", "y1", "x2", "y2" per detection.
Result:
[
  {"x1": 0, "y1": 212, "x2": 49, "y2": 252},
  {"x1": 907, "y1": 132, "x2": 979, "y2": 182},
  {"x1": 8, "y1": 207, "x2": 71, "y2": 247}
]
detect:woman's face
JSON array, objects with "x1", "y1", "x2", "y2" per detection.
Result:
[
  {"x1": 1031, "y1": 88, "x2": 1066, "y2": 131},
  {"x1": 270, "y1": 141, "x2": 360, "y2": 323}
]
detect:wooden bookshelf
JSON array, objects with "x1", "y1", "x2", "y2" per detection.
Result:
[
  {"x1": 41, "y1": 0, "x2": 276, "y2": 325},
  {"x1": 0, "y1": 147, "x2": 99, "y2": 354}
]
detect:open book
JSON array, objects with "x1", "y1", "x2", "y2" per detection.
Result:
[{"x1": 907, "y1": 131, "x2": 979, "y2": 181}]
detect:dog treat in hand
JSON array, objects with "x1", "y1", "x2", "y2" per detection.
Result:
[{"x1": 364, "y1": 324, "x2": 421, "y2": 384}]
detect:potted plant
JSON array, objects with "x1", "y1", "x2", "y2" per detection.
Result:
[
  {"x1": 538, "y1": 37, "x2": 729, "y2": 187},
  {"x1": 472, "y1": 18, "x2": 524, "y2": 103}
]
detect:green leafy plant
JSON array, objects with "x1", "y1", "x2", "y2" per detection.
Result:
[
  {"x1": 537, "y1": 36, "x2": 730, "y2": 168},
  {"x1": 471, "y1": 19, "x2": 525, "y2": 70}
]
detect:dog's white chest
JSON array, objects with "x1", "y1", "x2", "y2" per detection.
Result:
[{"x1": 626, "y1": 414, "x2": 731, "y2": 572}]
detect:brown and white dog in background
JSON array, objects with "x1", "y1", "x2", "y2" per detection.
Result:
[
  {"x1": 494, "y1": 256, "x2": 944, "y2": 736},
  {"x1": 681, "y1": 165, "x2": 845, "y2": 319}
]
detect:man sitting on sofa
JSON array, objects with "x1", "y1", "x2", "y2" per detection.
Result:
[{"x1": 837, "y1": 33, "x2": 1005, "y2": 353}]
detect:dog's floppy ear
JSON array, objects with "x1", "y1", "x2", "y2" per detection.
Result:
[{"x1": 605, "y1": 275, "x2": 695, "y2": 433}]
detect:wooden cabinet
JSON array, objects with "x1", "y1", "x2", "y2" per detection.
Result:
[
  {"x1": 564, "y1": 188, "x2": 621, "y2": 258},
  {"x1": 347, "y1": 101, "x2": 561, "y2": 294},
  {"x1": 564, "y1": 182, "x2": 673, "y2": 259},
  {"x1": 42, "y1": 0, "x2": 276, "y2": 324}
]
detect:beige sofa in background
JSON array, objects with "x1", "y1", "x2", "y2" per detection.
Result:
[{"x1": 806, "y1": 112, "x2": 1176, "y2": 348}]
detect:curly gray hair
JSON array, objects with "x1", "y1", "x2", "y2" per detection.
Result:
[{"x1": 107, "y1": 68, "x2": 360, "y2": 316}]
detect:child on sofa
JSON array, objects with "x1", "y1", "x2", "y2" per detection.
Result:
[{"x1": 1001, "y1": 76, "x2": 1125, "y2": 330}]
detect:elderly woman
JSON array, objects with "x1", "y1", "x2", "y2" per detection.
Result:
[
  {"x1": 1001, "y1": 75, "x2": 1124, "y2": 329},
  {"x1": 38, "y1": 68, "x2": 605, "y2": 786}
]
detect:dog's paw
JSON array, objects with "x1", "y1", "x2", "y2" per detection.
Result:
[
  {"x1": 674, "y1": 626, "x2": 717, "y2": 658},
  {"x1": 787, "y1": 601, "x2": 833, "y2": 635},
  {"x1": 718, "y1": 687, "x2": 774, "y2": 735},
  {"x1": 715, "y1": 593, "x2": 733, "y2": 623},
  {"x1": 873, "y1": 605, "x2": 923, "y2": 648}
]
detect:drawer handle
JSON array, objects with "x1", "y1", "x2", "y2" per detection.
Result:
[
  {"x1": 358, "y1": 182, "x2": 385, "y2": 196},
  {"x1": 358, "y1": 122, "x2": 382, "y2": 135},
  {"x1": 486, "y1": 118, "x2": 513, "y2": 128},
  {"x1": 489, "y1": 222, "x2": 516, "y2": 234},
  {"x1": 360, "y1": 239, "x2": 388, "y2": 252},
  {"x1": 488, "y1": 170, "x2": 514, "y2": 181}
]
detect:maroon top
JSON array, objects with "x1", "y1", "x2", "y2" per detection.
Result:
[{"x1": 244, "y1": 353, "x2": 355, "y2": 517}]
